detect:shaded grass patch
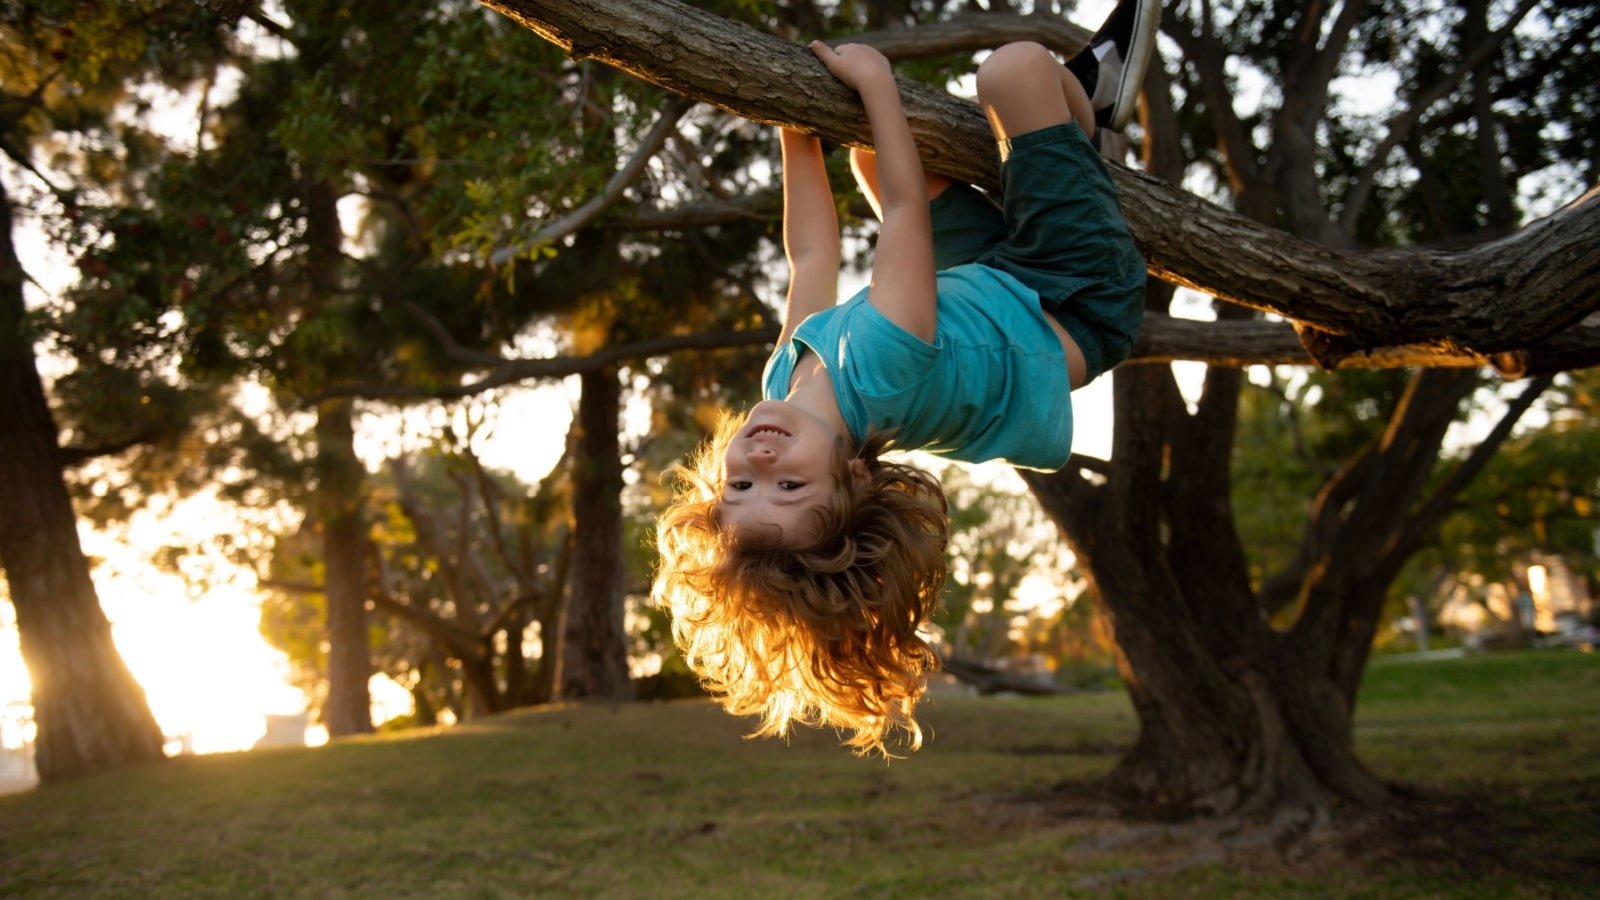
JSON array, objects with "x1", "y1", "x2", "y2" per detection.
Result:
[{"x1": 1, "y1": 651, "x2": 1596, "y2": 897}]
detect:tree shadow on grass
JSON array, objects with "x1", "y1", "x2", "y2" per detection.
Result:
[
  {"x1": 1349, "y1": 778, "x2": 1600, "y2": 888},
  {"x1": 967, "y1": 775, "x2": 1600, "y2": 894}
]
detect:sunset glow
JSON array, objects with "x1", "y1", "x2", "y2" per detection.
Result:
[{"x1": 1, "y1": 497, "x2": 417, "y2": 764}]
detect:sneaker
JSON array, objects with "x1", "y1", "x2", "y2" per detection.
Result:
[{"x1": 1065, "y1": 0, "x2": 1163, "y2": 132}]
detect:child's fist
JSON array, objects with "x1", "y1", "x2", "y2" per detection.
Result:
[{"x1": 810, "y1": 40, "x2": 893, "y2": 91}]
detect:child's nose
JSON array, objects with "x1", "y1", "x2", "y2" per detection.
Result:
[{"x1": 747, "y1": 447, "x2": 777, "y2": 468}]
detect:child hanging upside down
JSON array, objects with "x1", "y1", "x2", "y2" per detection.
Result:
[{"x1": 653, "y1": 0, "x2": 1159, "y2": 756}]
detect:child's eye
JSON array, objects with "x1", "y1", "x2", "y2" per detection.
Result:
[
  {"x1": 779, "y1": 481, "x2": 804, "y2": 490},
  {"x1": 728, "y1": 481, "x2": 752, "y2": 491}
]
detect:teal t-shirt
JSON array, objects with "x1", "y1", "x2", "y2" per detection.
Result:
[{"x1": 761, "y1": 264, "x2": 1072, "y2": 472}]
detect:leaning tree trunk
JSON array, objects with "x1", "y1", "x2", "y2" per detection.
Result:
[
  {"x1": 0, "y1": 177, "x2": 165, "y2": 783},
  {"x1": 531, "y1": 528, "x2": 574, "y2": 704},
  {"x1": 560, "y1": 365, "x2": 632, "y2": 700}
]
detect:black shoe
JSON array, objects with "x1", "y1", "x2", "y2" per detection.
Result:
[{"x1": 1065, "y1": 0, "x2": 1163, "y2": 132}]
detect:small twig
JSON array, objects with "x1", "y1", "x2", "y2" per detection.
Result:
[
  {"x1": 396, "y1": 299, "x2": 504, "y2": 367},
  {"x1": 489, "y1": 98, "x2": 694, "y2": 266}
]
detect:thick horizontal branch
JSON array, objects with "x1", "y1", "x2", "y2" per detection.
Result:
[
  {"x1": 1134, "y1": 314, "x2": 1600, "y2": 374},
  {"x1": 319, "y1": 309, "x2": 1600, "y2": 406},
  {"x1": 56, "y1": 428, "x2": 162, "y2": 467},
  {"x1": 610, "y1": 189, "x2": 1600, "y2": 373},
  {"x1": 845, "y1": 12, "x2": 1089, "y2": 60},
  {"x1": 479, "y1": 0, "x2": 1600, "y2": 371}
]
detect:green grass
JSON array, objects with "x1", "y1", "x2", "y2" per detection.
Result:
[{"x1": 3, "y1": 650, "x2": 1597, "y2": 898}]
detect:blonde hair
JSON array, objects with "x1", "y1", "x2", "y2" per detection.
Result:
[{"x1": 653, "y1": 411, "x2": 949, "y2": 755}]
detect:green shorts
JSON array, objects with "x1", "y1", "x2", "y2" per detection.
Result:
[{"x1": 929, "y1": 123, "x2": 1145, "y2": 383}]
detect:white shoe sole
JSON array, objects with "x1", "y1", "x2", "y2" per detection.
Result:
[{"x1": 1107, "y1": 0, "x2": 1163, "y2": 132}]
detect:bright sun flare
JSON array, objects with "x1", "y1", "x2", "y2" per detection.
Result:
[{"x1": 2, "y1": 501, "x2": 415, "y2": 760}]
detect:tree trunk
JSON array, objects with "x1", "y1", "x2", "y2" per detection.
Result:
[
  {"x1": 1025, "y1": 353, "x2": 1391, "y2": 815},
  {"x1": 0, "y1": 177, "x2": 165, "y2": 783},
  {"x1": 314, "y1": 401, "x2": 375, "y2": 736},
  {"x1": 302, "y1": 164, "x2": 374, "y2": 737},
  {"x1": 1015, "y1": 46, "x2": 1394, "y2": 814},
  {"x1": 531, "y1": 529, "x2": 573, "y2": 704},
  {"x1": 560, "y1": 365, "x2": 632, "y2": 700}
]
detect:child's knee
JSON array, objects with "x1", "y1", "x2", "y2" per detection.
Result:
[{"x1": 976, "y1": 42, "x2": 1056, "y2": 101}]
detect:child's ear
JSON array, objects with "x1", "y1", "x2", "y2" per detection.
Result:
[{"x1": 848, "y1": 458, "x2": 870, "y2": 494}]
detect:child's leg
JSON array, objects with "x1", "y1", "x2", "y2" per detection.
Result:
[
  {"x1": 968, "y1": 42, "x2": 1148, "y2": 388},
  {"x1": 976, "y1": 42, "x2": 1095, "y2": 147},
  {"x1": 849, "y1": 147, "x2": 953, "y2": 222}
]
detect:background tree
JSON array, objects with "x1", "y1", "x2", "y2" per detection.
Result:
[
  {"x1": 1428, "y1": 369, "x2": 1600, "y2": 606},
  {"x1": 261, "y1": 419, "x2": 576, "y2": 722},
  {"x1": 0, "y1": 0, "x2": 243, "y2": 782}
]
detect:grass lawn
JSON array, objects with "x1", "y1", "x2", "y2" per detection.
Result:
[{"x1": 2, "y1": 650, "x2": 1596, "y2": 898}]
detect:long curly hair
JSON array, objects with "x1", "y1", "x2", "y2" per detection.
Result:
[{"x1": 653, "y1": 411, "x2": 949, "y2": 756}]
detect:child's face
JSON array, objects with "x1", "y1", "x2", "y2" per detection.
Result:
[{"x1": 720, "y1": 400, "x2": 842, "y2": 547}]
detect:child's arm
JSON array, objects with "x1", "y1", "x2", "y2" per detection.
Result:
[
  {"x1": 778, "y1": 128, "x2": 841, "y2": 346},
  {"x1": 810, "y1": 41, "x2": 936, "y2": 343}
]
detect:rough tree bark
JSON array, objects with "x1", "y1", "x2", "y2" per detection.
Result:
[
  {"x1": 559, "y1": 365, "x2": 633, "y2": 700},
  {"x1": 478, "y1": 0, "x2": 1600, "y2": 370},
  {"x1": 0, "y1": 177, "x2": 166, "y2": 783}
]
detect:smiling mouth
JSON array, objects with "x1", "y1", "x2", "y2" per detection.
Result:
[{"x1": 747, "y1": 425, "x2": 791, "y2": 439}]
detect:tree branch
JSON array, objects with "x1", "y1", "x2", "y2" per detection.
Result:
[
  {"x1": 1161, "y1": 8, "x2": 1261, "y2": 193},
  {"x1": 369, "y1": 591, "x2": 484, "y2": 655},
  {"x1": 489, "y1": 97, "x2": 693, "y2": 266},
  {"x1": 461, "y1": 449, "x2": 539, "y2": 588},
  {"x1": 844, "y1": 11, "x2": 1089, "y2": 60},
  {"x1": 194, "y1": 1, "x2": 255, "y2": 22},
  {"x1": 938, "y1": 651, "x2": 1076, "y2": 695},
  {"x1": 389, "y1": 455, "x2": 481, "y2": 629},
  {"x1": 56, "y1": 429, "x2": 163, "y2": 467},
  {"x1": 479, "y1": 0, "x2": 1600, "y2": 367},
  {"x1": 241, "y1": 7, "x2": 293, "y2": 41}
]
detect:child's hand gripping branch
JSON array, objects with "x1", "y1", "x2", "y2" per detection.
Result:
[
  {"x1": 808, "y1": 41, "x2": 937, "y2": 343},
  {"x1": 655, "y1": 0, "x2": 1161, "y2": 758}
]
